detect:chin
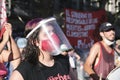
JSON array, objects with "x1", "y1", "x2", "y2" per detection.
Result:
[
  {"x1": 108, "y1": 38, "x2": 114, "y2": 42},
  {"x1": 110, "y1": 37, "x2": 115, "y2": 41}
]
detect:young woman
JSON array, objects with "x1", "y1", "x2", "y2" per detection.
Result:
[{"x1": 10, "y1": 17, "x2": 73, "y2": 80}]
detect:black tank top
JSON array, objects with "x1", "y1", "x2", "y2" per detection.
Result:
[{"x1": 16, "y1": 55, "x2": 71, "y2": 80}]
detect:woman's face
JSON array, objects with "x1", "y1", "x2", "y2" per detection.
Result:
[
  {"x1": 37, "y1": 25, "x2": 60, "y2": 53},
  {"x1": 39, "y1": 25, "x2": 54, "y2": 41}
]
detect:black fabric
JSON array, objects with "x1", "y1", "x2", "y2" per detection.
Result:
[
  {"x1": 113, "y1": 47, "x2": 120, "y2": 56},
  {"x1": 90, "y1": 74, "x2": 99, "y2": 80},
  {"x1": 90, "y1": 74, "x2": 105, "y2": 80},
  {"x1": 99, "y1": 22, "x2": 114, "y2": 32},
  {"x1": 16, "y1": 55, "x2": 71, "y2": 80}
]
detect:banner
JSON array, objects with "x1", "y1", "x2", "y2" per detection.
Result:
[
  {"x1": 0, "y1": 0, "x2": 7, "y2": 39},
  {"x1": 65, "y1": 8, "x2": 106, "y2": 49}
]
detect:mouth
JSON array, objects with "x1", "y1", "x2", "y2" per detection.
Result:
[{"x1": 107, "y1": 35, "x2": 115, "y2": 41}]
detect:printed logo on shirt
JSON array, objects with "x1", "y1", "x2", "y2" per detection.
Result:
[{"x1": 47, "y1": 73, "x2": 71, "y2": 80}]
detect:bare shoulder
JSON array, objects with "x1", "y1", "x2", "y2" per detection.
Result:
[
  {"x1": 86, "y1": 42, "x2": 101, "y2": 61},
  {"x1": 92, "y1": 42, "x2": 101, "y2": 49},
  {"x1": 90, "y1": 42, "x2": 101, "y2": 53},
  {"x1": 10, "y1": 70, "x2": 24, "y2": 80}
]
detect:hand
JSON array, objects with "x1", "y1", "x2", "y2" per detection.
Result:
[
  {"x1": 2, "y1": 29, "x2": 9, "y2": 43},
  {"x1": 90, "y1": 74, "x2": 99, "y2": 80},
  {"x1": 90, "y1": 74, "x2": 105, "y2": 80},
  {"x1": 2, "y1": 23, "x2": 12, "y2": 42},
  {"x1": 4, "y1": 23, "x2": 12, "y2": 37}
]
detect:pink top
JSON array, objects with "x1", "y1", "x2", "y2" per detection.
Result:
[{"x1": 93, "y1": 42, "x2": 114, "y2": 79}]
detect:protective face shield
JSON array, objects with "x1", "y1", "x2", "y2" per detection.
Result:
[{"x1": 26, "y1": 17, "x2": 73, "y2": 56}]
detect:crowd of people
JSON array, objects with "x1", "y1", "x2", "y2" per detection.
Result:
[{"x1": 0, "y1": 17, "x2": 120, "y2": 80}]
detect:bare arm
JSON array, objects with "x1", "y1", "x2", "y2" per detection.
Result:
[
  {"x1": 10, "y1": 70, "x2": 24, "y2": 80},
  {"x1": 1, "y1": 23, "x2": 21, "y2": 69},
  {"x1": 74, "y1": 52, "x2": 80, "y2": 60},
  {"x1": 0, "y1": 23, "x2": 11, "y2": 62},
  {"x1": 8, "y1": 23, "x2": 21, "y2": 69},
  {"x1": 84, "y1": 43, "x2": 100, "y2": 75},
  {"x1": 9, "y1": 36, "x2": 21, "y2": 69},
  {"x1": 0, "y1": 77, "x2": 2, "y2": 80},
  {"x1": 0, "y1": 39, "x2": 7, "y2": 53},
  {"x1": 0, "y1": 25, "x2": 9, "y2": 53}
]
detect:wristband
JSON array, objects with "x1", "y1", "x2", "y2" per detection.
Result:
[{"x1": 90, "y1": 74, "x2": 99, "y2": 80}]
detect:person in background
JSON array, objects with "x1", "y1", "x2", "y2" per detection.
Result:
[
  {"x1": 16, "y1": 37, "x2": 27, "y2": 61},
  {"x1": 0, "y1": 23, "x2": 20, "y2": 80},
  {"x1": 14, "y1": 18, "x2": 42, "y2": 61},
  {"x1": 114, "y1": 39, "x2": 120, "y2": 67},
  {"x1": 84, "y1": 22, "x2": 119, "y2": 80},
  {"x1": 10, "y1": 17, "x2": 72, "y2": 80},
  {"x1": 17, "y1": 18, "x2": 42, "y2": 61},
  {"x1": 68, "y1": 49, "x2": 80, "y2": 80}
]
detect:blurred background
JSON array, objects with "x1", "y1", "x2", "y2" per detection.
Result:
[
  {"x1": 6, "y1": 0, "x2": 120, "y2": 38},
  {"x1": 5, "y1": 0, "x2": 120, "y2": 80}
]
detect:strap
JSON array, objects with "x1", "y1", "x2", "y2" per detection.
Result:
[{"x1": 113, "y1": 47, "x2": 120, "y2": 56}]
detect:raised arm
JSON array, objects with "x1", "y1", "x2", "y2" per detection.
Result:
[
  {"x1": 84, "y1": 43, "x2": 100, "y2": 78},
  {"x1": 9, "y1": 35, "x2": 21, "y2": 69},
  {"x1": 1, "y1": 23, "x2": 21, "y2": 69},
  {"x1": 0, "y1": 25, "x2": 9, "y2": 53}
]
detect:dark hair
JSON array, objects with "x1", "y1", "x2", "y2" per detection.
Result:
[
  {"x1": 23, "y1": 27, "x2": 41, "y2": 65},
  {"x1": 24, "y1": 18, "x2": 42, "y2": 36}
]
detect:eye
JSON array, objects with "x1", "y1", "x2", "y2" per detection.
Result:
[
  {"x1": 105, "y1": 28, "x2": 115, "y2": 32},
  {"x1": 43, "y1": 33, "x2": 47, "y2": 37},
  {"x1": 48, "y1": 29, "x2": 55, "y2": 35}
]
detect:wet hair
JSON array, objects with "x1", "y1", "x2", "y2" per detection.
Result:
[{"x1": 23, "y1": 27, "x2": 41, "y2": 65}]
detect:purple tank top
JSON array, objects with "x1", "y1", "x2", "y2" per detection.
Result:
[{"x1": 93, "y1": 42, "x2": 114, "y2": 79}]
